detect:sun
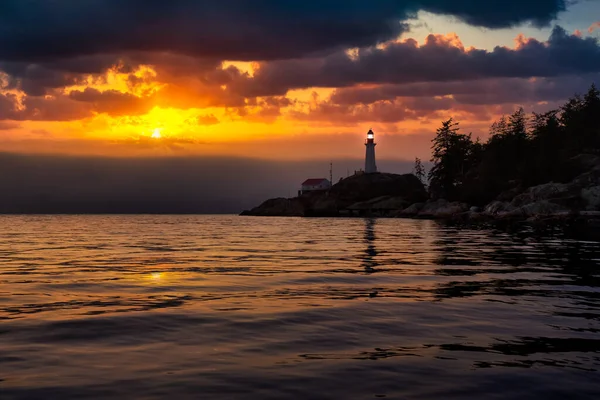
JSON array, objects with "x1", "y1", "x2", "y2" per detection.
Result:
[{"x1": 151, "y1": 128, "x2": 162, "y2": 139}]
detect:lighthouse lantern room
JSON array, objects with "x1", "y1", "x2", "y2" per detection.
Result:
[{"x1": 364, "y1": 129, "x2": 377, "y2": 174}]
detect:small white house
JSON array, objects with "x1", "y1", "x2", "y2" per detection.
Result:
[{"x1": 300, "y1": 178, "x2": 331, "y2": 195}]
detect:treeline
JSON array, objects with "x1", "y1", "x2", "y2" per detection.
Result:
[{"x1": 424, "y1": 84, "x2": 600, "y2": 206}]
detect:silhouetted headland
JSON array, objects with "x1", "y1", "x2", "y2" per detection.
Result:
[
  {"x1": 240, "y1": 160, "x2": 600, "y2": 223},
  {"x1": 242, "y1": 85, "x2": 600, "y2": 225},
  {"x1": 241, "y1": 172, "x2": 427, "y2": 217}
]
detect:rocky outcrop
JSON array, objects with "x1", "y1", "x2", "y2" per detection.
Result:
[
  {"x1": 484, "y1": 201, "x2": 516, "y2": 215},
  {"x1": 394, "y1": 202, "x2": 424, "y2": 217},
  {"x1": 474, "y1": 155, "x2": 600, "y2": 221},
  {"x1": 420, "y1": 200, "x2": 469, "y2": 218},
  {"x1": 398, "y1": 199, "x2": 469, "y2": 218},
  {"x1": 240, "y1": 197, "x2": 305, "y2": 216},
  {"x1": 519, "y1": 200, "x2": 569, "y2": 216},
  {"x1": 241, "y1": 172, "x2": 427, "y2": 217},
  {"x1": 330, "y1": 173, "x2": 427, "y2": 205},
  {"x1": 582, "y1": 185, "x2": 600, "y2": 210},
  {"x1": 348, "y1": 196, "x2": 409, "y2": 212},
  {"x1": 242, "y1": 154, "x2": 600, "y2": 223},
  {"x1": 510, "y1": 182, "x2": 571, "y2": 206}
]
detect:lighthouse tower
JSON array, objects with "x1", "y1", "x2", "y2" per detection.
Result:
[{"x1": 364, "y1": 129, "x2": 377, "y2": 173}]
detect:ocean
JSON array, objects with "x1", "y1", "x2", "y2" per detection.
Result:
[{"x1": 1, "y1": 215, "x2": 599, "y2": 399}]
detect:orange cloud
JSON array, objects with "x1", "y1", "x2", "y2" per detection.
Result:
[
  {"x1": 0, "y1": 27, "x2": 595, "y2": 160},
  {"x1": 514, "y1": 33, "x2": 533, "y2": 49}
]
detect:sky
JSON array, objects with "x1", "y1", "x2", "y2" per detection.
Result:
[{"x1": 1, "y1": 0, "x2": 600, "y2": 212}]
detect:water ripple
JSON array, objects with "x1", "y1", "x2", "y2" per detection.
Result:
[{"x1": 1, "y1": 215, "x2": 599, "y2": 399}]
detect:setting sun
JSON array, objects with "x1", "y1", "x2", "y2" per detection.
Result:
[{"x1": 151, "y1": 128, "x2": 162, "y2": 139}]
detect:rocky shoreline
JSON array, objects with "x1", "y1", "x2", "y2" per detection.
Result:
[{"x1": 241, "y1": 154, "x2": 600, "y2": 226}]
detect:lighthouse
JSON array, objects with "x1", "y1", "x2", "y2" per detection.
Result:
[{"x1": 364, "y1": 129, "x2": 377, "y2": 173}]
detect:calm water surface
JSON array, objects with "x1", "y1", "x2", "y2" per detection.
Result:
[{"x1": 1, "y1": 215, "x2": 599, "y2": 399}]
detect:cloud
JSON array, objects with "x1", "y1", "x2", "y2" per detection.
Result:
[
  {"x1": 289, "y1": 100, "x2": 418, "y2": 124},
  {"x1": 418, "y1": 0, "x2": 566, "y2": 29},
  {"x1": 288, "y1": 94, "x2": 514, "y2": 124},
  {"x1": 0, "y1": 92, "x2": 92, "y2": 121},
  {"x1": 329, "y1": 74, "x2": 600, "y2": 106},
  {"x1": 69, "y1": 88, "x2": 153, "y2": 116},
  {"x1": 0, "y1": 121, "x2": 20, "y2": 130},
  {"x1": 230, "y1": 27, "x2": 600, "y2": 97},
  {"x1": 0, "y1": 62, "x2": 82, "y2": 96},
  {"x1": 0, "y1": 1, "x2": 567, "y2": 64},
  {"x1": 0, "y1": 87, "x2": 156, "y2": 121},
  {"x1": 589, "y1": 22, "x2": 600, "y2": 33},
  {"x1": 197, "y1": 114, "x2": 219, "y2": 125}
]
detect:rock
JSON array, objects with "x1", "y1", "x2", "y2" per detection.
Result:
[
  {"x1": 398, "y1": 202, "x2": 425, "y2": 216},
  {"x1": 466, "y1": 211, "x2": 490, "y2": 222},
  {"x1": 571, "y1": 169, "x2": 600, "y2": 188},
  {"x1": 569, "y1": 154, "x2": 600, "y2": 172},
  {"x1": 418, "y1": 199, "x2": 469, "y2": 218},
  {"x1": 372, "y1": 196, "x2": 410, "y2": 210},
  {"x1": 582, "y1": 185, "x2": 600, "y2": 211},
  {"x1": 241, "y1": 197, "x2": 305, "y2": 217},
  {"x1": 496, "y1": 186, "x2": 524, "y2": 202},
  {"x1": 309, "y1": 197, "x2": 338, "y2": 216},
  {"x1": 331, "y1": 173, "x2": 427, "y2": 206},
  {"x1": 484, "y1": 201, "x2": 516, "y2": 215},
  {"x1": 579, "y1": 211, "x2": 600, "y2": 217},
  {"x1": 510, "y1": 182, "x2": 571, "y2": 207},
  {"x1": 484, "y1": 199, "x2": 568, "y2": 219},
  {"x1": 518, "y1": 200, "x2": 568, "y2": 216},
  {"x1": 348, "y1": 196, "x2": 408, "y2": 211}
]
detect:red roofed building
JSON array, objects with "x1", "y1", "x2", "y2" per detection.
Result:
[{"x1": 300, "y1": 178, "x2": 331, "y2": 195}]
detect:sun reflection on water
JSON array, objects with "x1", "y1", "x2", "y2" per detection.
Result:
[{"x1": 149, "y1": 272, "x2": 163, "y2": 280}]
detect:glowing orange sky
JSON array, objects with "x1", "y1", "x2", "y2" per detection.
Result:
[
  {"x1": 1, "y1": 13, "x2": 598, "y2": 160},
  {"x1": 0, "y1": 60, "x2": 438, "y2": 158}
]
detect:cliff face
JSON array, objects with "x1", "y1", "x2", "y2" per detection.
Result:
[{"x1": 240, "y1": 172, "x2": 427, "y2": 217}]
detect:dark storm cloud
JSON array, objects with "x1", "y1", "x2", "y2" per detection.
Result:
[
  {"x1": 329, "y1": 74, "x2": 600, "y2": 106},
  {"x1": 230, "y1": 27, "x2": 600, "y2": 97},
  {"x1": 0, "y1": 92, "x2": 91, "y2": 121},
  {"x1": 418, "y1": 0, "x2": 566, "y2": 28},
  {"x1": 289, "y1": 101, "x2": 418, "y2": 125},
  {"x1": 0, "y1": 62, "x2": 82, "y2": 96},
  {"x1": 288, "y1": 95, "x2": 502, "y2": 124},
  {"x1": 69, "y1": 88, "x2": 153, "y2": 116},
  {"x1": 0, "y1": 90, "x2": 151, "y2": 121},
  {"x1": 0, "y1": 0, "x2": 566, "y2": 63},
  {"x1": 289, "y1": 73, "x2": 600, "y2": 124}
]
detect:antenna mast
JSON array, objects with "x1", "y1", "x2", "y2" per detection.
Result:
[{"x1": 330, "y1": 162, "x2": 333, "y2": 184}]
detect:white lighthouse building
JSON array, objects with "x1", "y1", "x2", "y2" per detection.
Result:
[{"x1": 364, "y1": 129, "x2": 377, "y2": 173}]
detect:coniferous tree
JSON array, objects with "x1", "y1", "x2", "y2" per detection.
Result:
[
  {"x1": 413, "y1": 157, "x2": 426, "y2": 187},
  {"x1": 428, "y1": 119, "x2": 475, "y2": 200},
  {"x1": 427, "y1": 84, "x2": 600, "y2": 206}
]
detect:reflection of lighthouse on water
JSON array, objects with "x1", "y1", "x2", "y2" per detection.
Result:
[{"x1": 362, "y1": 218, "x2": 378, "y2": 273}]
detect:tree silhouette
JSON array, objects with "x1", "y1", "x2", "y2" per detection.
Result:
[
  {"x1": 433, "y1": 84, "x2": 600, "y2": 206},
  {"x1": 428, "y1": 119, "x2": 477, "y2": 200},
  {"x1": 413, "y1": 157, "x2": 426, "y2": 187}
]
